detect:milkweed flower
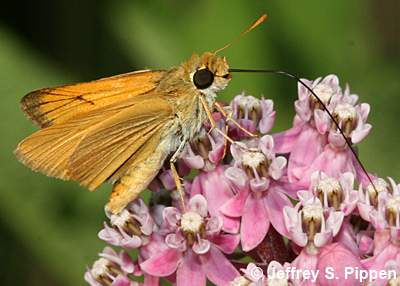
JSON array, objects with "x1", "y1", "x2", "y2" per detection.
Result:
[
  {"x1": 84, "y1": 247, "x2": 137, "y2": 286},
  {"x1": 140, "y1": 194, "x2": 240, "y2": 286},
  {"x1": 98, "y1": 199, "x2": 155, "y2": 249},
  {"x1": 297, "y1": 171, "x2": 360, "y2": 254},
  {"x1": 181, "y1": 123, "x2": 227, "y2": 172},
  {"x1": 284, "y1": 197, "x2": 363, "y2": 285},
  {"x1": 220, "y1": 135, "x2": 292, "y2": 251},
  {"x1": 190, "y1": 166, "x2": 241, "y2": 234},
  {"x1": 229, "y1": 92, "x2": 276, "y2": 139},
  {"x1": 362, "y1": 179, "x2": 400, "y2": 271},
  {"x1": 284, "y1": 197, "x2": 344, "y2": 250},
  {"x1": 273, "y1": 75, "x2": 372, "y2": 189}
]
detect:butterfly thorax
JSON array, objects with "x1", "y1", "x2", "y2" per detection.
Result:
[{"x1": 156, "y1": 52, "x2": 231, "y2": 143}]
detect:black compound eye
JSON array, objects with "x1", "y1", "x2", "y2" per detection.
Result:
[{"x1": 193, "y1": 68, "x2": 214, "y2": 89}]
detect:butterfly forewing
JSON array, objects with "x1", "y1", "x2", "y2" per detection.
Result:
[
  {"x1": 16, "y1": 71, "x2": 175, "y2": 192},
  {"x1": 68, "y1": 96, "x2": 173, "y2": 190},
  {"x1": 21, "y1": 70, "x2": 166, "y2": 128}
]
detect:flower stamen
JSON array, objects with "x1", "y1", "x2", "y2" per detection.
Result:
[{"x1": 110, "y1": 209, "x2": 142, "y2": 236}]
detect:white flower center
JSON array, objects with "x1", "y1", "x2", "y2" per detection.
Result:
[
  {"x1": 367, "y1": 178, "x2": 388, "y2": 195},
  {"x1": 334, "y1": 103, "x2": 357, "y2": 121},
  {"x1": 230, "y1": 276, "x2": 251, "y2": 286},
  {"x1": 317, "y1": 177, "x2": 341, "y2": 194},
  {"x1": 180, "y1": 211, "x2": 204, "y2": 233},
  {"x1": 387, "y1": 197, "x2": 400, "y2": 213},
  {"x1": 302, "y1": 204, "x2": 323, "y2": 221},
  {"x1": 313, "y1": 84, "x2": 335, "y2": 104},
  {"x1": 242, "y1": 151, "x2": 266, "y2": 169},
  {"x1": 110, "y1": 209, "x2": 131, "y2": 228},
  {"x1": 238, "y1": 95, "x2": 260, "y2": 110},
  {"x1": 91, "y1": 258, "x2": 110, "y2": 278}
]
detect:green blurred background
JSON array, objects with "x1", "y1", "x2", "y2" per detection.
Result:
[{"x1": 0, "y1": 1, "x2": 399, "y2": 285}]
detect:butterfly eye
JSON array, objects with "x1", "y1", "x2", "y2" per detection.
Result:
[{"x1": 193, "y1": 68, "x2": 214, "y2": 89}]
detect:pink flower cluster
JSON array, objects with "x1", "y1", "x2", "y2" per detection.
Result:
[{"x1": 84, "y1": 75, "x2": 399, "y2": 286}]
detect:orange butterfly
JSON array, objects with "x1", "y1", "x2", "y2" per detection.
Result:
[{"x1": 15, "y1": 15, "x2": 267, "y2": 214}]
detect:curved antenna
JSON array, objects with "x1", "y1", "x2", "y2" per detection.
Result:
[
  {"x1": 229, "y1": 68, "x2": 377, "y2": 191},
  {"x1": 214, "y1": 14, "x2": 268, "y2": 54}
]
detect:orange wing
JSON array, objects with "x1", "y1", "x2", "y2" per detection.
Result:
[
  {"x1": 21, "y1": 70, "x2": 166, "y2": 128},
  {"x1": 15, "y1": 95, "x2": 174, "y2": 190}
]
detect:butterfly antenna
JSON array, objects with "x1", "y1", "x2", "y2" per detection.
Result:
[
  {"x1": 214, "y1": 14, "x2": 267, "y2": 54},
  {"x1": 229, "y1": 68, "x2": 378, "y2": 192}
]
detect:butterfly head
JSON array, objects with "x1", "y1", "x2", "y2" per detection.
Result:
[{"x1": 184, "y1": 52, "x2": 231, "y2": 96}]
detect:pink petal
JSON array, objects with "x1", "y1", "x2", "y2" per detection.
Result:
[
  {"x1": 259, "y1": 110, "x2": 275, "y2": 134},
  {"x1": 334, "y1": 223, "x2": 359, "y2": 256},
  {"x1": 230, "y1": 142, "x2": 246, "y2": 162},
  {"x1": 290, "y1": 250, "x2": 318, "y2": 285},
  {"x1": 357, "y1": 232, "x2": 374, "y2": 256},
  {"x1": 250, "y1": 177, "x2": 270, "y2": 193},
  {"x1": 297, "y1": 190, "x2": 313, "y2": 204},
  {"x1": 357, "y1": 202, "x2": 373, "y2": 222},
  {"x1": 366, "y1": 243, "x2": 400, "y2": 271},
  {"x1": 112, "y1": 275, "x2": 133, "y2": 286},
  {"x1": 339, "y1": 172, "x2": 354, "y2": 193},
  {"x1": 268, "y1": 156, "x2": 287, "y2": 180},
  {"x1": 143, "y1": 275, "x2": 160, "y2": 286},
  {"x1": 190, "y1": 176, "x2": 202, "y2": 196},
  {"x1": 120, "y1": 252, "x2": 135, "y2": 273},
  {"x1": 196, "y1": 167, "x2": 233, "y2": 218},
  {"x1": 326, "y1": 74, "x2": 339, "y2": 85},
  {"x1": 232, "y1": 119, "x2": 256, "y2": 138},
  {"x1": 287, "y1": 126, "x2": 326, "y2": 183},
  {"x1": 390, "y1": 227, "x2": 400, "y2": 242},
  {"x1": 188, "y1": 194, "x2": 208, "y2": 217},
  {"x1": 358, "y1": 102, "x2": 370, "y2": 122},
  {"x1": 140, "y1": 248, "x2": 181, "y2": 277},
  {"x1": 351, "y1": 123, "x2": 372, "y2": 144},
  {"x1": 326, "y1": 211, "x2": 344, "y2": 236},
  {"x1": 272, "y1": 125, "x2": 303, "y2": 154},
  {"x1": 192, "y1": 237, "x2": 211, "y2": 255},
  {"x1": 314, "y1": 109, "x2": 329, "y2": 134},
  {"x1": 241, "y1": 195, "x2": 269, "y2": 251},
  {"x1": 177, "y1": 251, "x2": 206, "y2": 286},
  {"x1": 220, "y1": 187, "x2": 249, "y2": 218},
  {"x1": 259, "y1": 134, "x2": 274, "y2": 157},
  {"x1": 210, "y1": 234, "x2": 240, "y2": 254},
  {"x1": 163, "y1": 207, "x2": 181, "y2": 229},
  {"x1": 328, "y1": 131, "x2": 346, "y2": 148},
  {"x1": 224, "y1": 166, "x2": 248, "y2": 191},
  {"x1": 165, "y1": 233, "x2": 187, "y2": 252},
  {"x1": 159, "y1": 170, "x2": 177, "y2": 190},
  {"x1": 200, "y1": 245, "x2": 239, "y2": 285},
  {"x1": 208, "y1": 145, "x2": 225, "y2": 165},
  {"x1": 295, "y1": 99, "x2": 312, "y2": 122},
  {"x1": 314, "y1": 231, "x2": 333, "y2": 247},
  {"x1": 300, "y1": 146, "x2": 353, "y2": 185},
  {"x1": 205, "y1": 216, "x2": 223, "y2": 236},
  {"x1": 221, "y1": 215, "x2": 240, "y2": 234},
  {"x1": 265, "y1": 189, "x2": 293, "y2": 237},
  {"x1": 298, "y1": 78, "x2": 314, "y2": 101},
  {"x1": 284, "y1": 206, "x2": 307, "y2": 247},
  {"x1": 317, "y1": 243, "x2": 363, "y2": 286},
  {"x1": 183, "y1": 154, "x2": 205, "y2": 170}
]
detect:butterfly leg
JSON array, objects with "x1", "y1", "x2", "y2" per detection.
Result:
[
  {"x1": 214, "y1": 101, "x2": 256, "y2": 137},
  {"x1": 169, "y1": 140, "x2": 187, "y2": 210},
  {"x1": 198, "y1": 94, "x2": 235, "y2": 144}
]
